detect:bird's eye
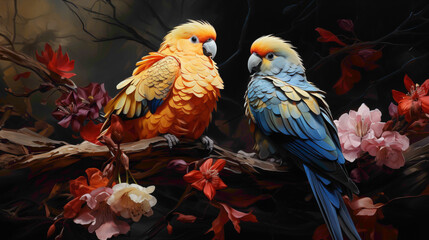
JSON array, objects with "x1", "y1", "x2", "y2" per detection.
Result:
[
  {"x1": 266, "y1": 53, "x2": 274, "y2": 60},
  {"x1": 190, "y1": 36, "x2": 199, "y2": 43}
]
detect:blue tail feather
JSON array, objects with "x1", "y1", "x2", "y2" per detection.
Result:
[{"x1": 304, "y1": 165, "x2": 361, "y2": 240}]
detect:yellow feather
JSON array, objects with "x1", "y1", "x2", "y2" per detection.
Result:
[{"x1": 117, "y1": 77, "x2": 132, "y2": 89}]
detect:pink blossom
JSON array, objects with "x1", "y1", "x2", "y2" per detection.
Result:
[
  {"x1": 334, "y1": 103, "x2": 385, "y2": 161},
  {"x1": 74, "y1": 187, "x2": 130, "y2": 240},
  {"x1": 361, "y1": 131, "x2": 409, "y2": 169},
  {"x1": 389, "y1": 103, "x2": 398, "y2": 118}
]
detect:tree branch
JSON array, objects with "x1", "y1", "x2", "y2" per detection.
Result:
[{"x1": 0, "y1": 129, "x2": 288, "y2": 175}]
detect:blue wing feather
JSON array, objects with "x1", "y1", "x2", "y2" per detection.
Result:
[{"x1": 148, "y1": 99, "x2": 164, "y2": 114}]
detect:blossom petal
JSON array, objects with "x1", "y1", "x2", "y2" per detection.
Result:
[
  {"x1": 403, "y1": 75, "x2": 414, "y2": 92},
  {"x1": 203, "y1": 181, "x2": 216, "y2": 200},
  {"x1": 392, "y1": 90, "x2": 406, "y2": 103},
  {"x1": 211, "y1": 159, "x2": 226, "y2": 172},
  {"x1": 200, "y1": 158, "x2": 213, "y2": 173},
  {"x1": 183, "y1": 170, "x2": 203, "y2": 184},
  {"x1": 191, "y1": 179, "x2": 206, "y2": 191}
]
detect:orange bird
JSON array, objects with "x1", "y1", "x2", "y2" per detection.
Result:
[{"x1": 102, "y1": 20, "x2": 223, "y2": 149}]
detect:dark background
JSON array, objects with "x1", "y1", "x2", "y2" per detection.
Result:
[{"x1": 1, "y1": 0, "x2": 429, "y2": 239}]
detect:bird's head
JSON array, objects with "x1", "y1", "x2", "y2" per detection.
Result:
[
  {"x1": 248, "y1": 35, "x2": 302, "y2": 75},
  {"x1": 161, "y1": 20, "x2": 217, "y2": 59}
]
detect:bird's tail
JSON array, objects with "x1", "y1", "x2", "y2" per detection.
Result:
[{"x1": 303, "y1": 165, "x2": 361, "y2": 240}]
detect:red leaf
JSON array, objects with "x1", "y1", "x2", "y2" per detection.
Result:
[
  {"x1": 333, "y1": 56, "x2": 361, "y2": 95},
  {"x1": 13, "y1": 72, "x2": 31, "y2": 81},
  {"x1": 315, "y1": 28, "x2": 346, "y2": 46},
  {"x1": 175, "y1": 212, "x2": 197, "y2": 223},
  {"x1": 207, "y1": 202, "x2": 257, "y2": 239},
  {"x1": 167, "y1": 222, "x2": 173, "y2": 234},
  {"x1": 47, "y1": 223, "x2": 56, "y2": 238}
]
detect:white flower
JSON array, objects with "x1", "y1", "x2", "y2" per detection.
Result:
[{"x1": 107, "y1": 183, "x2": 157, "y2": 222}]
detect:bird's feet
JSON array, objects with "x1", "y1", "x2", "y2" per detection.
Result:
[
  {"x1": 200, "y1": 135, "x2": 214, "y2": 151},
  {"x1": 162, "y1": 134, "x2": 179, "y2": 149}
]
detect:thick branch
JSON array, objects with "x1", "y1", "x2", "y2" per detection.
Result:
[{"x1": 0, "y1": 129, "x2": 288, "y2": 175}]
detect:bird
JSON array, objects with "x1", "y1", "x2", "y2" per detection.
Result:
[
  {"x1": 244, "y1": 35, "x2": 361, "y2": 240},
  {"x1": 102, "y1": 20, "x2": 223, "y2": 149}
]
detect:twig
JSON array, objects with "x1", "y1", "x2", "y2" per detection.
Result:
[
  {"x1": 0, "y1": 33, "x2": 14, "y2": 50},
  {"x1": 63, "y1": 0, "x2": 158, "y2": 50},
  {"x1": 12, "y1": 0, "x2": 18, "y2": 44},
  {"x1": 5, "y1": 87, "x2": 40, "y2": 98}
]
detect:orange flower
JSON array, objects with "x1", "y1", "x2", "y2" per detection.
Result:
[
  {"x1": 63, "y1": 168, "x2": 109, "y2": 218},
  {"x1": 208, "y1": 202, "x2": 257, "y2": 240},
  {"x1": 183, "y1": 158, "x2": 227, "y2": 200},
  {"x1": 392, "y1": 75, "x2": 429, "y2": 122}
]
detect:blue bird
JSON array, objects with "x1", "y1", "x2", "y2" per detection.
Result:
[{"x1": 245, "y1": 35, "x2": 361, "y2": 240}]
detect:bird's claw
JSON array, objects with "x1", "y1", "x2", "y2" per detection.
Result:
[
  {"x1": 163, "y1": 134, "x2": 179, "y2": 149},
  {"x1": 200, "y1": 135, "x2": 214, "y2": 151}
]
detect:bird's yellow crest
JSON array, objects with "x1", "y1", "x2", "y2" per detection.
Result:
[
  {"x1": 161, "y1": 20, "x2": 216, "y2": 47},
  {"x1": 250, "y1": 35, "x2": 302, "y2": 65}
]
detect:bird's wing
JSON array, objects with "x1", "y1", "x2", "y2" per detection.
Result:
[
  {"x1": 245, "y1": 75, "x2": 358, "y2": 194},
  {"x1": 104, "y1": 52, "x2": 180, "y2": 120}
]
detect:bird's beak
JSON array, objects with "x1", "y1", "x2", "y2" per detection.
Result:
[
  {"x1": 248, "y1": 52, "x2": 262, "y2": 74},
  {"x1": 203, "y1": 38, "x2": 217, "y2": 59}
]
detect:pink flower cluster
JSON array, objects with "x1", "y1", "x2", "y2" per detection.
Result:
[
  {"x1": 62, "y1": 168, "x2": 157, "y2": 240},
  {"x1": 335, "y1": 104, "x2": 409, "y2": 169}
]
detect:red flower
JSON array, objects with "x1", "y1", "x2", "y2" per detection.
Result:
[
  {"x1": 333, "y1": 48, "x2": 382, "y2": 95},
  {"x1": 36, "y1": 43, "x2": 76, "y2": 79},
  {"x1": 183, "y1": 158, "x2": 227, "y2": 200},
  {"x1": 208, "y1": 203, "x2": 257, "y2": 240},
  {"x1": 313, "y1": 195, "x2": 398, "y2": 240},
  {"x1": 392, "y1": 75, "x2": 429, "y2": 122},
  {"x1": 63, "y1": 168, "x2": 109, "y2": 219},
  {"x1": 315, "y1": 28, "x2": 346, "y2": 46}
]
